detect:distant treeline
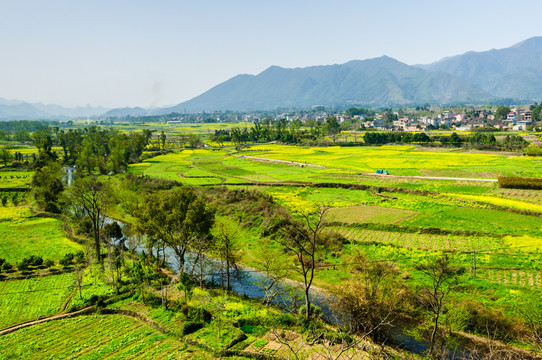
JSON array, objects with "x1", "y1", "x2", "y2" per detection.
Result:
[
  {"x1": 5, "y1": 125, "x2": 153, "y2": 174},
  {"x1": 0, "y1": 120, "x2": 65, "y2": 141},
  {"x1": 498, "y1": 176, "x2": 542, "y2": 190},
  {"x1": 363, "y1": 132, "x2": 528, "y2": 150}
]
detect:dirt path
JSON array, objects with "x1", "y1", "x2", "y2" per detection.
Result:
[
  {"x1": 365, "y1": 173, "x2": 498, "y2": 182},
  {"x1": 235, "y1": 154, "x2": 497, "y2": 182},
  {"x1": 235, "y1": 155, "x2": 324, "y2": 168}
]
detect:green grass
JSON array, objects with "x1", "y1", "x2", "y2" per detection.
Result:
[
  {"x1": 0, "y1": 215, "x2": 83, "y2": 264},
  {"x1": 0, "y1": 273, "x2": 74, "y2": 329},
  {"x1": 0, "y1": 315, "x2": 198, "y2": 359}
]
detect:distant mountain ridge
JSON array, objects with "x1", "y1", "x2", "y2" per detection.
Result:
[
  {"x1": 420, "y1": 36, "x2": 542, "y2": 101},
  {"x1": 163, "y1": 56, "x2": 495, "y2": 113},
  {"x1": 0, "y1": 97, "x2": 108, "y2": 121},
  {"x1": 4, "y1": 36, "x2": 542, "y2": 118}
]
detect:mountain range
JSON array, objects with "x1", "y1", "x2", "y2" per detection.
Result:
[
  {"x1": 0, "y1": 98, "x2": 108, "y2": 121},
  {"x1": 166, "y1": 36, "x2": 542, "y2": 113},
  {"x1": 420, "y1": 36, "x2": 542, "y2": 101},
  {"x1": 2, "y1": 36, "x2": 542, "y2": 119}
]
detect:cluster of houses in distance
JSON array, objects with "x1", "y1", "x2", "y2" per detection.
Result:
[{"x1": 164, "y1": 105, "x2": 539, "y2": 132}]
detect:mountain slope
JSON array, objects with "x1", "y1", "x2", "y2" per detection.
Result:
[
  {"x1": 421, "y1": 36, "x2": 542, "y2": 100},
  {"x1": 166, "y1": 56, "x2": 494, "y2": 112}
]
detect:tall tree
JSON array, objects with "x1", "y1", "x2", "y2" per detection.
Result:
[
  {"x1": 213, "y1": 218, "x2": 241, "y2": 291},
  {"x1": 135, "y1": 187, "x2": 215, "y2": 275},
  {"x1": 325, "y1": 116, "x2": 340, "y2": 142},
  {"x1": 76, "y1": 138, "x2": 97, "y2": 175},
  {"x1": 160, "y1": 130, "x2": 167, "y2": 150},
  {"x1": 495, "y1": 105, "x2": 511, "y2": 120},
  {"x1": 0, "y1": 146, "x2": 11, "y2": 166},
  {"x1": 68, "y1": 176, "x2": 112, "y2": 263},
  {"x1": 32, "y1": 162, "x2": 65, "y2": 213}
]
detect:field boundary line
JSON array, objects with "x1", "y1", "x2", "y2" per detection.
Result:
[
  {"x1": 100, "y1": 308, "x2": 170, "y2": 334},
  {"x1": 0, "y1": 306, "x2": 95, "y2": 336},
  {"x1": 365, "y1": 173, "x2": 498, "y2": 182},
  {"x1": 0, "y1": 268, "x2": 75, "y2": 282}
]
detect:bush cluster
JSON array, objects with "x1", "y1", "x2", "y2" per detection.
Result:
[
  {"x1": 0, "y1": 258, "x2": 13, "y2": 273},
  {"x1": 498, "y1": 176, "x2": 542, "y2": 190},
  {"x1": 17, "y1": 255, "x2": 44, "y2": 270}
]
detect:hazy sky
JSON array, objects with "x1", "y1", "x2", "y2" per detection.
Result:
[{"x1": 1, "y1": 0, "x2": 541, "y2": 108}]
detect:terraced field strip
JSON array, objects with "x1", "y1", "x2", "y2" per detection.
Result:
[
  {"x1": 326, "y1": 205, "x2": 418, "y2": 224},
  {"x1": 0, "y1": 273, "x2": 74, "y2": 329},
  {"x1": 477, "y1": 268, "x2": 542, "y2": 287},
  {"x1": 334, "y1": 227, "x2": 502, "y2": 252},
  {"x1": 0, "y1": 315, "x2": 193, "y2": 359}
]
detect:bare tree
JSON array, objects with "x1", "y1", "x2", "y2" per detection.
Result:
[
  {"x1": 415, "y1": 254, "x2": 465, "y2": 359},
  {"x1": 252, "y1": 247, "x2": 290, "y2": 306},
  {"x1": 74, "y1": 264, "x2": 85, "y2": 300},
  {"x1": 332, "y1": 253, "x2": 403, "y2": 343},
  {"x1": 275, "y1": 206, "x2": 329, "y2": 319}
]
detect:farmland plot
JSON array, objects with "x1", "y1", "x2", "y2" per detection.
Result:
[
  {"x1": 0, "y1": 315, "x2": 196, "y2": 359},
  {"x1": 0, "y1": 273, "x2": 74, "y2": 329}
]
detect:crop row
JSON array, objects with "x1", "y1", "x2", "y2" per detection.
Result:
[
  {"x1": 0, "y1": 315, "x2": 188, "y2": 359},
  {"x1": 335, "y1": 227, "x2": 501, "y2": 252},
  {"x1": 0, "y1": 273, "x2": 74, "y2": 329},
  {"x1": 478, "y1": 268, "x2": 542, "y2": 287}
]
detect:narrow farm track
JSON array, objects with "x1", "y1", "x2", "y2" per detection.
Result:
[
  {"x1": 365, "y1": 173, "x2": 498, "y2": 182},
  {"x1": 234, "y1": 154, "x2": 324, "y2": 168},
  {"x1": 234, "y1": 154, "x2": 498, "y2": 181}
]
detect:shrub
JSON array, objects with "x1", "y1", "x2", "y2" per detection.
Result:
[
  {"x1": 59, "y1": 253, "x2": 75, "y2": 267},
  {"x1": 17, "y1": 261, "x2": 29, "y2": 271},
  {"x1": 253, "y1": 339, "x2": 268, "y2": 348},
  {"x1": 44, "y1": 259, "x2": 54, "y2": 268},
  {"x1": 74, "y1": 250, "x2": 85, "y2": 264},
  {"x1": 181, "y1": 321, "x2": 204, "y2": 335},
  {"x1": 498, "y1": 176, "x2": 542, "y2": 190},
  {"x1": 456, "y1": 300, "x2": 519, "y2": 341},
  {"x1": 29, "y1": 255, "x2": 43, "y2": 267},
  {"x1": 2, "y1": 262, "x2": 13, "y2": 272},
  {"x1": 187, "y1": 307, "x2": 212, "y2": 322},
  {"x1": 298, "y1": 304, "x2": 323, "y2": 319}
]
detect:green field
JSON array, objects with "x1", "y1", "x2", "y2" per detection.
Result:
[
  {"x1": 0, "y1": 273, "x2": 74, "y2": 329},
  {"x1": 0, "y1": 213, "x2": 83, "y2": 264},
  {"x1": 0, "y1": 170, "x2": 32, "y2": 188},
  {"x1": 0, "y1": 315, "x2": 197, "y2": 359}
]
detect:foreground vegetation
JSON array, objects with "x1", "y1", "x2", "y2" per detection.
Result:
[{"x1": 1, "y1": 120, "x2": 542, "y2": 359}]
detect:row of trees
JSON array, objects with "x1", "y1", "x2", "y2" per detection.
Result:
[
  {"x1": 363, "y1": 131, "x2": 529, "y2": 150},
  {"x1": 212, "y1": 117, "x2": 344, "y2": 145}
]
